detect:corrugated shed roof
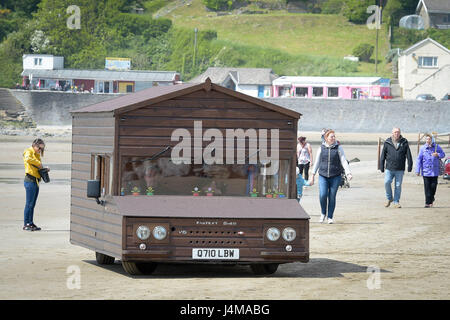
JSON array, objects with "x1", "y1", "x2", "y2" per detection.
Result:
[
  {"x1": 189, "y1": 67, "x2": 277, "y2": 85},
  {"x1": 72, "y1": 79, "x2": 302, "y2": 118},
  {"x1": 73, "y1": 82, "x2": 198, "y2": 113},
  {"x1": 21, "y1": 69, "x2": 179, "y2": 82}
]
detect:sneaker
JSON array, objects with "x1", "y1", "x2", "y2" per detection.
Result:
[
  {"x1": 328, "y1": 219, "x2": 334, "y2": 224},
  {"x1": 424, "y1": 204, "x2": 431, "y2": 208},
  {"x1": 392, "y1": 203, "x2": 402, "y2": 208},
  {"x1": 319, "y1": 214, "x2": 326, "y2": 223},
  {"x1": 384, "y1": 199, "x2": 393, "y2": 207},
  {"x1": 30, "y1": 223, "x2": 41, "y2": 231},
  {"x1": 23, "y1": 224, "x2": 33, "y2": 231}
]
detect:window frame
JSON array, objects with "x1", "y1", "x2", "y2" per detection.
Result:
[
  {"x1": 312, "y1": 87, "x2": 324, "y2": 98},
  {"x1": 91, "y1": 154, "x2": 111, "y2": 197},
  {"x1": 418, "y1": 56, "x2": 438, "y2": 68},
  {"x1": 327, "y1": 87, "x2": 339, "y2": 98},
  {"x1": 295, "y1": 87, "x2": 308, "y2": 98}
]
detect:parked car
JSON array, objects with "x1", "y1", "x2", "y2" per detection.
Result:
[
  {"x1": 441, "y1": 94, "x2": 449, "y2": 101},
  {"x1": 444, "y1": 157, "x2": 450, "y2": 180},
  {"x1": 416, "y1": 94, "x2": 436, "y2": 101}
]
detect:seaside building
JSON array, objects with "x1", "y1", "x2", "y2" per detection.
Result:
[
  {"x1": 21, "y1": 54, "x2": 180, "y2": 93},
  {"x1": 189, "y1": 67, "x2": 277, "y2": 98},
  {"x1": 272, "y1": 76, "x2": 391, "y2": 100}
]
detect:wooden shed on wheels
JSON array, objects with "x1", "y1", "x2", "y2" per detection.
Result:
[{"x1": 70, "y1": 78, "x2": 309, "y2": 275}]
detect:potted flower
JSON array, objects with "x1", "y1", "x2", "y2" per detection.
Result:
[
  {"x1": 206, "y1": 187, "x2": 214, "y2": 197},
  {"x1": 272, "y1": 189, "x2": 279, "y2": 199},
  {"x1": 131, "y1": 186, "x2": 141, "y2": 196},
  {"x1": 250, "y1": 188, "x2": 259, "y2": 197},
  {"x1": 192, "y1": 187, "x2": 200, "y2": 196},
  {"x1": 277, "y1": 190, "x2": 286, "y2": 198},
  {"x1": 265, "y1": 189, "x2": 273, "y2": 198},
  {"x1": 146, "y1": 187, "x2": 154, "y2": 196},
  {"x1": 120, "y1": 187, "x2": 125, "y2": 196}
]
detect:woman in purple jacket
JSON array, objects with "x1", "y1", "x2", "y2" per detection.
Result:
[{"x1": 415, "y1": 134, "x2": 446, "y2": 208}]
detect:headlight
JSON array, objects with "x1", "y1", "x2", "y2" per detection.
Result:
[
  {"x1": 136, "y1": 226, "x2": 150, "y2": 240},
  {"x1": 266, "y1": 227, "x2": 280, "y2": 241},
  {"x1": 282, "y1": 227, "x2": 296, "y2": 242},
  {"x1": 153, "y1": 226, "x2": 167, "y2": 240}
]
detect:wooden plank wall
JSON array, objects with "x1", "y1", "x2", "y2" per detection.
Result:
[
  {"x1": 71, "y1": 112, "x2": 123, "y2": 258},
  {"x1": 119, "y1": 90, "x2": 299, "y2": 199}
]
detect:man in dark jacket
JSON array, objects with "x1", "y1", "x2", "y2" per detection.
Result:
[{"x1": 379, "y1": 127, "x2": 413, "y2": 208}]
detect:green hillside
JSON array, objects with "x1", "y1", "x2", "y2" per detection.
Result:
[
  {"x1": 156, "y1": 0, "x2": 392, "y2": 77},
  {"x1": 3, "y1": 0, "x2": 436, "y2": 87}
]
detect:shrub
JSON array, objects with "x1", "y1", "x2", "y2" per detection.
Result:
[{"x1": 352, "y1": 43, "x2": 374, "y2": 62}]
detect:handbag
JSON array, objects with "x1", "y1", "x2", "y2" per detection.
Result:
[
  {"x1": 32, "y1": 165, "x2": 50, "y2": 183},
  {"x1": 439, "y1": 159, "x2": 445, "y2": 176},
  {"x1": 434, "y1": 142, "x2": 444, "y2": 176}
]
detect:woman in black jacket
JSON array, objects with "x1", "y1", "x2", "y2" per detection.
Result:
[{"x1": 310, "y1": 130, "x2": 352, "y2": 224}]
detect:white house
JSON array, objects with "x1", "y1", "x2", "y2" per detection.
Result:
[
  {"x1": 23, "y1": 54, "x2": 64, "y2": 70},
  {"x1": 189, "y1": 67, "x2": 277, "y2": 98},
  {"x1": 416, "y1": 0, "x2": 450, "y2": 29},
  {"x1": 398, "y1": 38, "x2": 450, "y2": 100}
]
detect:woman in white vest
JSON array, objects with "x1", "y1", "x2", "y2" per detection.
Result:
[{"x1": 297, "y1": 136, "x2": 313, "y2": 181}]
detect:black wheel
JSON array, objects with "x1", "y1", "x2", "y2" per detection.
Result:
[
  {"x1": 95, "y1": 252, "x2": 115, "y2": 265},
  {"x1": 250, "y1": 263, "x2": 279, "y2": 275},
  {"x1": 122, "y1": 261, "x2": 158, "y2": 275}
]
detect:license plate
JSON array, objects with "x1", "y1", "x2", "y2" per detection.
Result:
[{"x1": 192, "y1": 248, "x2": 239, "y2": 260}]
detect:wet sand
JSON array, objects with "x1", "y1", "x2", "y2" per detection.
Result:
[{"x1": 0, "y1": 133, "x2": 449, "y2": 299}]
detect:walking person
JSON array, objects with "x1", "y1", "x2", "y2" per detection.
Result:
[
  {"x1": 23, "y1": 139, "x2": 49, "y2": 231},
  {"x1": 379, "y1": 128, "x2": 413, "y2": 208},
  {"x1": 297, "y1": 136, "x2": 313, "y2": 181},
  {"x1": 309, "y1": 130, "x2": 352, "y2": 224},
  {"x1": 415, "y1": 134, "x2": 445, "y2": 208}
]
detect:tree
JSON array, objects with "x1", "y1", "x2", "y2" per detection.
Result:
[{"x1": 341, "y1": 0, "x2": 373, "y2": 24}]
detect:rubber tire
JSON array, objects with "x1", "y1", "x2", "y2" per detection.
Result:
[
  {"x1": 122, "y1": 261, "x2": 158, "y2": 275},
  {"x1": 250, "y1": 263, "x2": 279, "y2": 275},
  {"x1": 95, "y1": 252, "x2": 115, "y2": 265}
]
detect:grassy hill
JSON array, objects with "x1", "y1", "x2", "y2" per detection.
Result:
[{"x1": 154, "y1": 0, "x2": 392, "y2": 77}]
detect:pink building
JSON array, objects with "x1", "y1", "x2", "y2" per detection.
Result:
[{"x1": 272, "y1": 76, "x2": 391, "y2": 100}]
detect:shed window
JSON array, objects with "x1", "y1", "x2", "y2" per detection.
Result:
[
  {"x1": 120, "y1": 157, "x2": 290, "y2": 198},
  {"x1": 312, "y1": 87, "x2": 323, "y2": 97},
  {"x1": 91, "y1": 154, "x2": 111, "y2": 196}
]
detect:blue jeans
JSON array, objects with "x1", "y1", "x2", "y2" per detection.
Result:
[
  {"x1": 318, "y1": 175, "x2": 341, "y2": 219},
  {"x1": 24, "y1": 181, "x2": 39, "y2": 225},
  {"x1": 384, "y1": 169, "x2": 404, "y2": 203}
]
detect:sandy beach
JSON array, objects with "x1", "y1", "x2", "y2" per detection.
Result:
[{"x1": 0, "y1": 131, "x2": 449, "y2": 299}]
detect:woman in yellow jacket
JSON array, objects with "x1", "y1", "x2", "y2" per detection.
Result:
[{"x1": 23, "y1": 138, "x2": 49, "y2": 231}]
